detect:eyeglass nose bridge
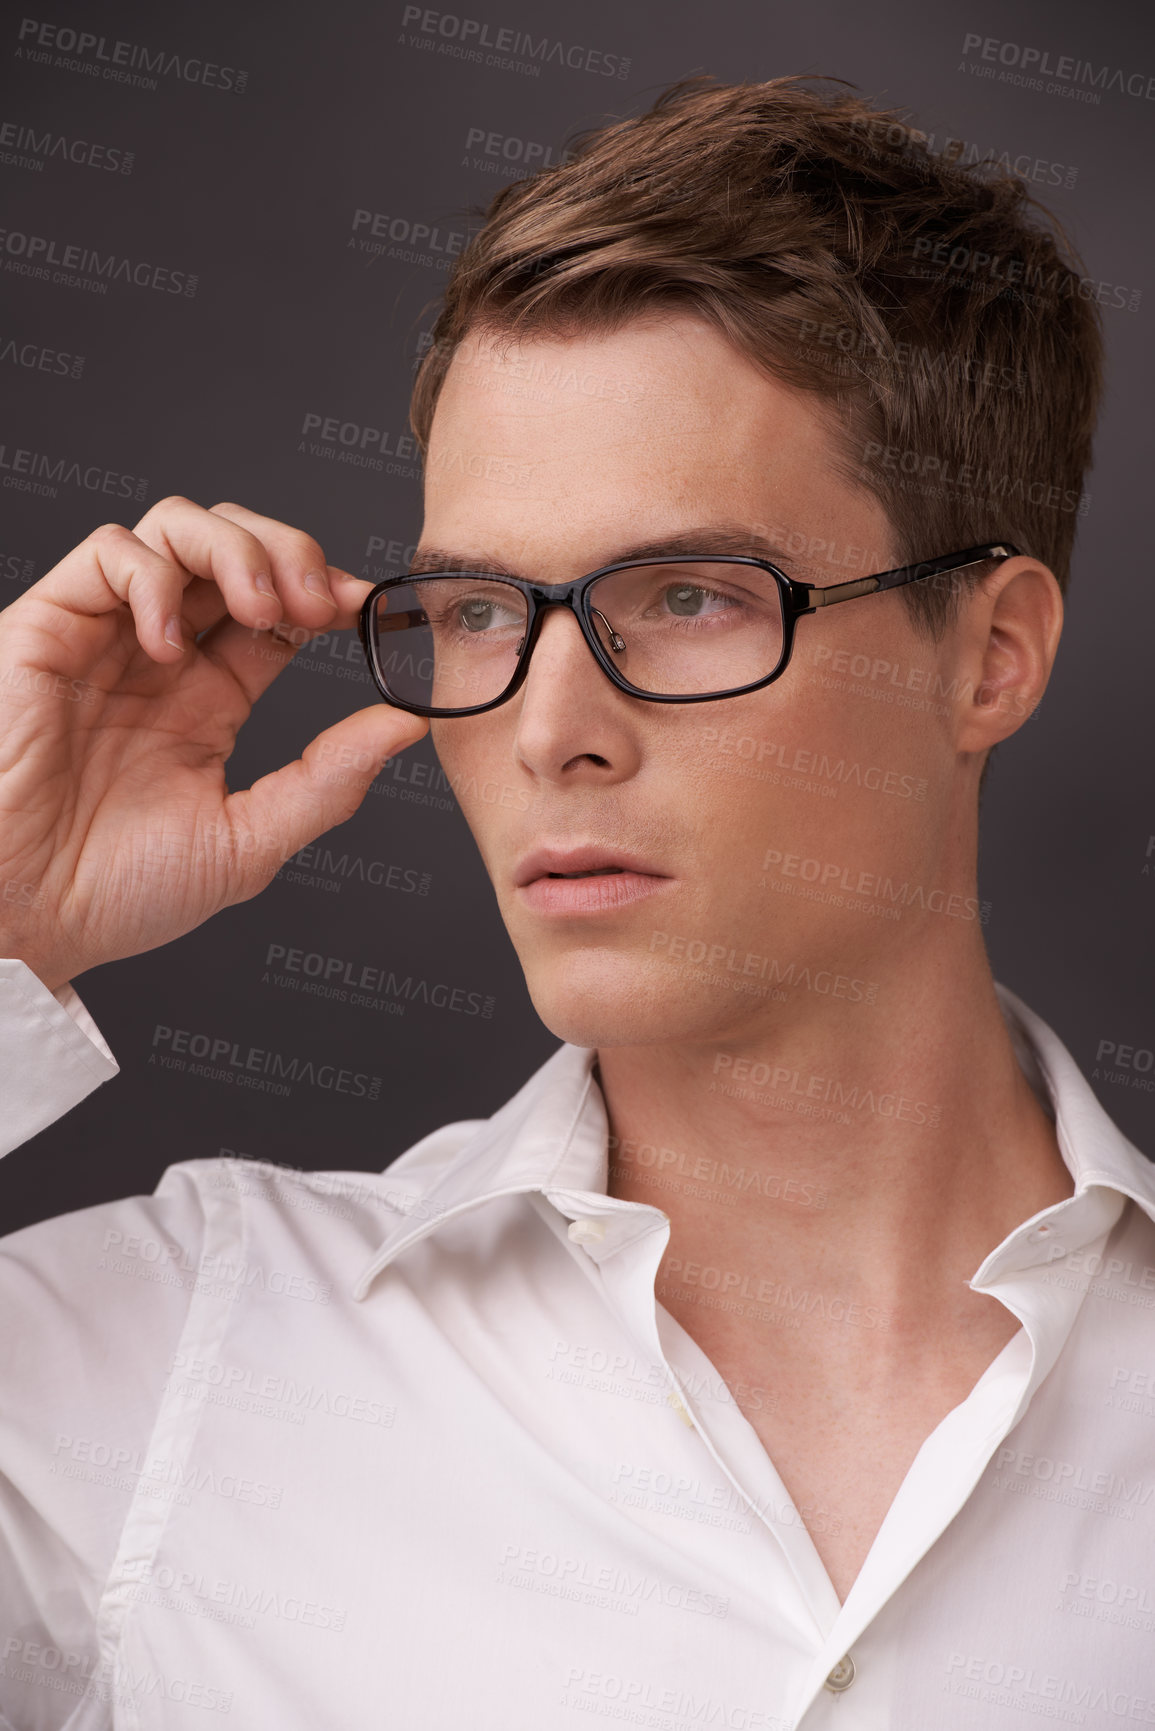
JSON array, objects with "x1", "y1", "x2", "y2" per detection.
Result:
[{"x1": 502, "y1": 584, "x2": 625, "y2": 705}]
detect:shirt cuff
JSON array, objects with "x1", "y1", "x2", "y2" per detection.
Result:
[{"x1": 0, "y1": 959, "x2": 119, "y2": 1157}]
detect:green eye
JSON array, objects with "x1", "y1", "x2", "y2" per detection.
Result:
[
  {"x1": 666, "y1": 585, "x2": 706, "y2": 615},
  {"x1": 460, "y1": 601, "x2": 494, "y2": 631}
]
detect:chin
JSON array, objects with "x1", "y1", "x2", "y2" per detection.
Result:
[{"x1": 521, "y1": 947, "x2": 757, "y2": 1051}]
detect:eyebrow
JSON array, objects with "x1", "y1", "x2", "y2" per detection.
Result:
[{"x1": 408, "y1": 527, "x2": 810, "y2": 580}]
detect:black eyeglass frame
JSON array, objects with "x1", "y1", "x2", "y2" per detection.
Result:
[{"x1": 357, "y1": 541, "x2": 1020, "y2": 719}]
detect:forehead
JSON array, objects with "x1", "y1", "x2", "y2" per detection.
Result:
[{"x1": 421, "y1": 316, "x2": 869, "y2": 571}]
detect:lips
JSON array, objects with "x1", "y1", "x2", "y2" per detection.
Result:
[{"x1": 514, "y1": 845, "x2": 668, "y2": 888}]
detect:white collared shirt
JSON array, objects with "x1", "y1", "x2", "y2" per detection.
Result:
[{"x1": 2, "y1": 957, "x2": 1155, "y2": 1730}]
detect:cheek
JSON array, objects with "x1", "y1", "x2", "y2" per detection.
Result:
[
  {"x1": 429, "y1": 717, "x2": 520, "y2": 857},
  {"x1": 670, "y1": 681, "x2": 946, "y2": 867},
  {"x1": 430, "y1": 716, "x2": 494, "y2": 783}
]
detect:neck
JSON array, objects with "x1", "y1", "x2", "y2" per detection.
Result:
[{"x1": 598, "y1": 935, "x2": 1073, "y2": 1328}]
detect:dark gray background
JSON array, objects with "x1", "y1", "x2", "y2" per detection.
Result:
[{"x1": 1, "y1": 0, "x2": 1151, "y2": 1230}]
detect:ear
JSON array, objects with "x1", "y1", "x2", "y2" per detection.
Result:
[{"x1": 952, "y1": 556, "x2": 1064, "y2": 756}]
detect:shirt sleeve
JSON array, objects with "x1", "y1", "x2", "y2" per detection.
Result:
[
  {"x1": 0, "y1": 959, "x2": 119, "y2": 1158},
  {"x1": 0, "y1": 1166, "x2": 206, "y2": 1729}
]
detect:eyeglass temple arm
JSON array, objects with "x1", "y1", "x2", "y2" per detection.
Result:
[
  {"x1": 797, "y1": 543, "x2": 1019, "y2": 613},
  {"x1": 376, "y1": 609, "x2": 429, "y2": 631}
]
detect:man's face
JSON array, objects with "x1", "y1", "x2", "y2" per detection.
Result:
[{"x1": 422, "y1": 315, "x2": 976, "y2": 1049}]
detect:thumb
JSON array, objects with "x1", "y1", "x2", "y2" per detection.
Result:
[{"x1": 222, "y1": 704, "x2": 431, "y2": 878}]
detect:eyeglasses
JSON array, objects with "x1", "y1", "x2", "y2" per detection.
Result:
[{"x1": 357, "y1": 542, "x2": 1018, "y2": 718}]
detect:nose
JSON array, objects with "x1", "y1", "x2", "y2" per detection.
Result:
[{"x1": 510, "y1": 602, "x2": 642, "y2": 786}]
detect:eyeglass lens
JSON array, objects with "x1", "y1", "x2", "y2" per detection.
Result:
[{"x1": 369, "y1": 562, "x2": 787, "y2": 710}]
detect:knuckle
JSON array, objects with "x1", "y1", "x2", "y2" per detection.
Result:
[
  {"x1": 288, "y1": 532, "x2": 326, "y2": 574},
  {"x1": 155, "y1": 493, "x2": 194, "y2": 514},
  {"x1": 89, "y1": 521, "x2": 132, "y2": 547}
]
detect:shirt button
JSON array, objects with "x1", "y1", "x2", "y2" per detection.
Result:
[
  {"x1": 667, "y1": 1387, "x2": 694, "y2": 1427},
  {"x1": 567, "y1": 1218, "x2": 607, "y2": 1244},
  {"x1": 824, "y1": 1656, "x2": 856, "y2": 1692}
]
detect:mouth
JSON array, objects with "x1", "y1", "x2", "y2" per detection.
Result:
[
  {"x1": 513, "y1": 845, "x2": 674, "y2": 916},
  {"x1": 514, "y1": 847, "x2": 666, "y2": 888},
  {"x1": 546, "y1": 866, "x2": 626, "y2": 880}
]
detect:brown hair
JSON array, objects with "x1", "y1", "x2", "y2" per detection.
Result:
[{"x1": 411, "y1": 75, "x2": 1103, "y2": 635}]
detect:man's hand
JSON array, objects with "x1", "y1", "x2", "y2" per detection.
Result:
[{"x1": 0, "y1": 497, "x2": 428, "y2": 991}]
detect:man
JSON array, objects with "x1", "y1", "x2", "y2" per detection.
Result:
[{"x1": 0, "y1": 75, "x2": 1149, "y2": 1730}]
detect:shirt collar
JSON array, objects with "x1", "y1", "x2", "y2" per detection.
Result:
[
  {"x1": 352, "y1": 982, "x2": 1155, "y2": 1300},
  {"x1": 970, "y1": 984, "x2": 1155, "y2": 1285},
  {"x1": 352, "y1": 1041, "x2": 606, "y2": 1299}
]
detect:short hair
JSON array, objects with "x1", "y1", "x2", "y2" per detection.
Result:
[{"x1": 411, "y1": 75, "x2": 1104, "y2": 635}]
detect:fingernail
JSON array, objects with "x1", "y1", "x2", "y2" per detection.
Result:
[
  {"x1": 304, "y1": 569, "x2": 333, "y2": 601},
  {"x1": 164, "y1": 614, "x2": 184, "y2": 650},
  {"x1": 254, "y1": 572, "x2": 277, "y2": 597}
]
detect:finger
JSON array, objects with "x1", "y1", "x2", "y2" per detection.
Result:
[
  {"x1": 193, "y1": 609, "x2": 331, "y2": 705},
  {"x1": 26, "y1": 523, "x2": 198, "y2": 666},
  {"x1": 217, "y1": 706, "x2": 431, "y2": 886},
  {"x1": 319, "y1": 568, "x2": 377, "y2": 632},
  {"x1": 131, "y1": 495, "x2": 337, "y2": 636},
  {"x1": 208, "y1": 500, "x2": 345, "y2": 624},
  {"x1": 192, "y1": 566, "x2": 377, "y2": 702},
  {"x1": 180, "y1": 562, "x2": 370, "y2": 642}
]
